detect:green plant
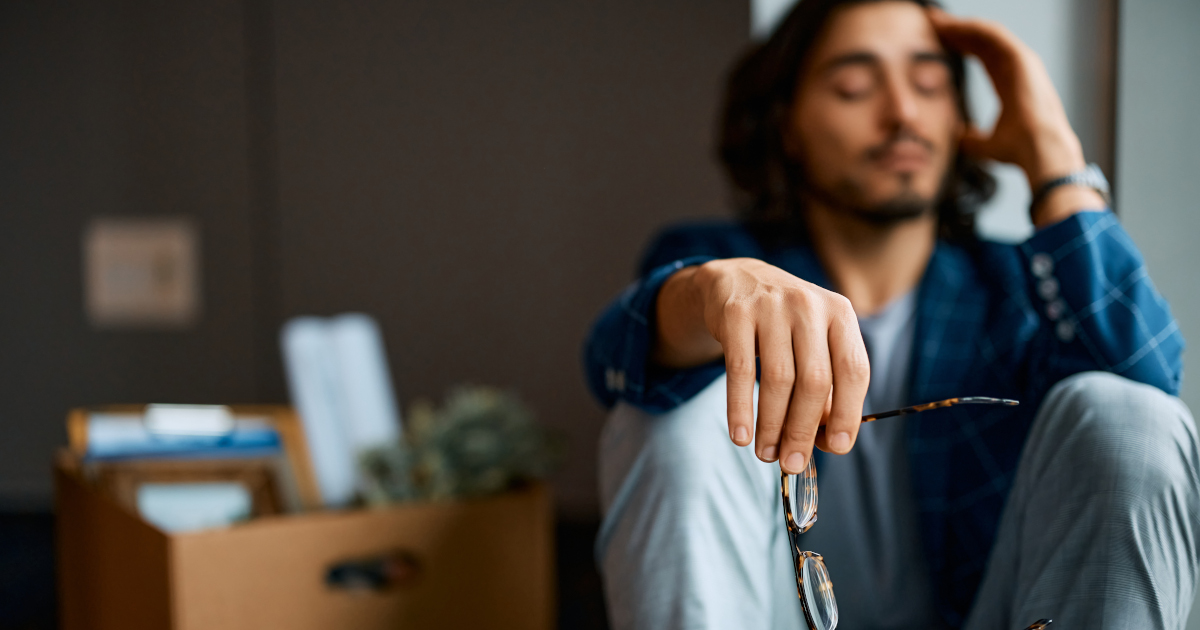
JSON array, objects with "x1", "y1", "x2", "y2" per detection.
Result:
[{"x1": 359, "y1": 386, "x2": 561, "y2": 505}]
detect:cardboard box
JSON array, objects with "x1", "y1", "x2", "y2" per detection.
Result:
[{"x1": 56, "y1": 412, "x2": 555, "y2": 630}]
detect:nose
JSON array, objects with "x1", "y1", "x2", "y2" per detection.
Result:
[{"x1": 881, "y1": 71, "x2": 919, "y2": 129}]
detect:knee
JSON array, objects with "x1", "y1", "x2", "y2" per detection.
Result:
[
  {"x1": 1040, "y1": 372, "x2": 1200, "y2": 492},
  {"x1": 597, "y1": 377, "x2": 768, "y2": 564},
  {"x1": 637, "y1": 386, "x2": 739, "y2": 494},
  {"x1": 603, "y1": 375, "x2": 744, "y2": 502}
]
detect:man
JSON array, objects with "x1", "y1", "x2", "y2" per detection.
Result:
[{"x1": 583, "y1": 1, "x2": 1199, "y2": 628}]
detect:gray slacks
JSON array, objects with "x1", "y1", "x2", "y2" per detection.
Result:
[{"x1": 596, "y1": 372, "x2": 1200, "y2": 629}]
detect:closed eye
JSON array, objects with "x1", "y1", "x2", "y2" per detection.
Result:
[
  {"x1": 910, "y1": 55, "x2": 951, "y2": 96},
  {"x1": 831, "y1": 65, "x2": 877, "y2": 100}
]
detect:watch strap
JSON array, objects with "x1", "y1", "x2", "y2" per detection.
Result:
[{"x1": 1030, "y1": 163, "x2": 1111, "y2": 211}]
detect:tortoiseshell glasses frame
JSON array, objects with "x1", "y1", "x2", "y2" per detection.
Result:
[{"x1": 780, "y1": 396, "x2": 1020, "y2": 630}]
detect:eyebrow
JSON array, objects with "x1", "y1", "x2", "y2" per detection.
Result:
[{"x1": 819, "y1": 50, "x2": 950, "y2": 74}]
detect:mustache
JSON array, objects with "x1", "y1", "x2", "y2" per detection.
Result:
[{"x1": 865, "y1": 128, "x2": 935, "y2": 161}]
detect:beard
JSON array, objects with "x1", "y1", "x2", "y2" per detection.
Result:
[
  {"x1": 793, "y1": 127, "x2": 947, "y2": 226},
  {"x1": 809, "y1": 174, "x2": 933, "y2": 226}
]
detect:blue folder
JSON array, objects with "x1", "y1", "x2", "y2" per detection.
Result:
[{"x1": 84, "y1": 413, "x2": 282, "y2": 461}]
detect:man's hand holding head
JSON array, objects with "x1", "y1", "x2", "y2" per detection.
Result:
[{"x1": 926, "y1": 8, "x2": 1108, "y2": 226}]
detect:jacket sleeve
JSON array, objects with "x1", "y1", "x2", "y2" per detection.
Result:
[
  {"x1": 1019, "y1": 210, "x2": 1184, "y2": 395},
  {"x1": 582, "y1": 224, "x2": 756, "y2": 412}
]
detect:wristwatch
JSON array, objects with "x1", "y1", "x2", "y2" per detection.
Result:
[{"x1": 1030, "y1": 163, "x2": 1111, "y2": 211}]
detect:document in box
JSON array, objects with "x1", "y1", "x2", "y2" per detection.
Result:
[
  {"x1": 84, "y1": 413, "x2": 281, "y2": 460},
  {"x1": 136, "y1": 482, "x2": 253, "y2": 532}
]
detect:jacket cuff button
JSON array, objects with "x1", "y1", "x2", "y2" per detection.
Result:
[{"x1": 1031, "y1": 253, "x2": 1054, "y2": 279}]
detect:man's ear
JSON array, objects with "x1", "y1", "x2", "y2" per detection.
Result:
[
  {"x1": 951, "y1": 115, "x2": 968, "y2": 153},
  {"x1": 778, "y1": 102, "x2": 804, "y2": 161}
]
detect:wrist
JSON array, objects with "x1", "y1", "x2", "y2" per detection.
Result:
[
  {"x1": 1023, "y1": 129, "x2": 1086, "y2": 190},
  {"x1": 653, "y1": 265, "x2": 716, "y2": 368},
  {"x1": 1030, "y1": 186, "x2": 1107, "y2": 228}
]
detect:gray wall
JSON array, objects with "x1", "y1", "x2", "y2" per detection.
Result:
[
  {"x1": 0, "y1": 0, "x2": 260, "y2": 505},
  {"x1": 1115, "y1": 2, "x2": 1200, "y2": 625},
  {"x1": 0, "y1": 0, "x2": 746, "y2": 516},
  {"x1": 1116, "y1": 0, "x2": 1200, "y2": 431}
]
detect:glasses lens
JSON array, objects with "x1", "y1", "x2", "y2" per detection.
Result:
[
  {"x1": 802, "y1": 553, "x2": 838, "y2": 630},
  {"x1": 787, "y1": 456, "x2": 819, "y2": 532}
]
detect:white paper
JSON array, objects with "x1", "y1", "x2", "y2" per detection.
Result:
[
  {"x1": 280, "y1": 313, "x2": 403, "y2": 508},
  {"x1": 281, "y1": 317, "x2": 359, "y2": 507},
  {"x1": 137, "y1": 482, "x2": 252, "y2": 533},
  {"x1": 144, "y1": 404, "x2": 234, "y2": 436},
  {"x1": 329, "y1": 313, "x2": 402, "y2": 451}
]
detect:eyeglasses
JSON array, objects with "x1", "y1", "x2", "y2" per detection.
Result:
[{"x1": 780, "y1": 396, "x2": 1020, "y2": 630}]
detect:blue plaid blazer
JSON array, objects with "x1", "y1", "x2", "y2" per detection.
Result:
[{"x1": 583, "y1": 210, "x2": 1184, "y2": 626}]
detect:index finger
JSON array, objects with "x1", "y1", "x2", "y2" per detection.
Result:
[
  {"x1": 721, "y1": 316, "x2": 757, "y2": 447},
  {"x1": 925, "y1": 8, "x2": 1022, "y2": 75}
]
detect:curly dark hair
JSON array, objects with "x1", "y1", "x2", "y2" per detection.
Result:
[{"x1": 718, "y1": 0, "x2": 995, "y2": 242}]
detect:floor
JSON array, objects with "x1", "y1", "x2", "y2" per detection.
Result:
[
  {"x1": 0, "y1": 513, "x2": 609, "y2": 630},
  {"x1": 555, "y1": 520, "x2": 611, "y2": 630},
  {"x1": 0, "y1": 513, "x2": 56, "y2": 630}
]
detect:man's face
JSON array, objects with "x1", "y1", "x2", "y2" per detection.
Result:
[{"x1": 786, "y1": 1, "x2": 962, "y2": 221}]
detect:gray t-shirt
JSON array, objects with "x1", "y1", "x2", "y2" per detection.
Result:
[{"x1": 797, "y1": 290, "x2": 943, "y2": 629}]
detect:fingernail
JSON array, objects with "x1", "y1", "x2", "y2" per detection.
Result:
[
  {"x1": 734, "y1": 426, "x2": 749, "y2": 444},
  {"x1": 831, "y1": 431, "x2": 851, "y2": 453},
  {"x1": 784, "y1": 452, "x2": 805, "y2": 472},
  {"x1": 760, "y1": 445, "x2": 777, "y2": 462}
]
